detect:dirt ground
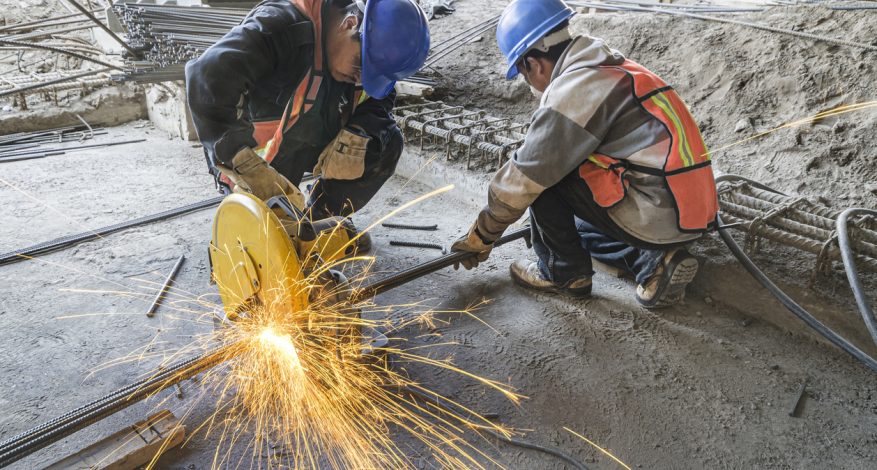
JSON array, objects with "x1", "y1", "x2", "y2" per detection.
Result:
[{"x1": 1, "y1": 1, "x2": 877, "y2": 469}]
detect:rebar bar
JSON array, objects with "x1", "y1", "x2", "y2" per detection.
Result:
[
  {"x1": 0, "y1": 68, "x2": 113, "y2": 99},
  {"x1": 717, "y1": 179, "x2": 877, "y2": 273},
  {"x1": 146, "y1": 254, "x2": 186, "y2": 317},
  {"x1": 389, "y1": 240, "x2": 446, "y2": 253},
  {"x1": 381, "y1": 222, "x2": 439, "y2": 231}
]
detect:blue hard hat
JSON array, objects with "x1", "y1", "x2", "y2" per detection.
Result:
[
  {"x1": 361, "y1": 0, "x2": 430, "y2": 99},
  {"x1": 496, "y1": 0, "x2": 576, "y2": 79}
]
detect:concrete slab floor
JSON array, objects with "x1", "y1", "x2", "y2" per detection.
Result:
[{"x1": 0, "y1": 124, "x2": 875, "y2": 469}]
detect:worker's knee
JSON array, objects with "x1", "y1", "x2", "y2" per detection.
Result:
[{"x1": 365, "y1": 126, "x2": 403, "y2": 179}]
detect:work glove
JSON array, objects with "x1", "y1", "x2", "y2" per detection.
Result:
[
  {"x1": 313, "y1": 128, "x2": 370, "y2": 181},
  {"x1": 217, "y1": 147, "x2": 305, "y2": 208},
  {"x1": 451, "y1": 223, "x2": 494, "y2": 270}
]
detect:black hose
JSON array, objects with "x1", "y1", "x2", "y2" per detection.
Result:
[
  {"x1": 717, "y1": 214, "x2": 877, "y2": 372},
  {"x1": 837, "y1": 208, "x2": 877, "y2": 345}
]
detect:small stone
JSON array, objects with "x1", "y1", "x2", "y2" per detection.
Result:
[
  {"x1": 704, "y1": 296, "x2": 713, "y2": 305},
  {"x1": 832, "y1": 121, "x2": 847, "y2": 134},
  {"x1": 770, "y1": 364, "x2": 780, "y2": 370},
  {"x1": 1, "y1": 105, "x2": 12, "y2": 112},
  {"x1": 866, "y1": 183, "x2": 877, "y2": 195},
  {"x1": 734, "y1": 118, "x2": 751, "y2": 133},
  {"x1": 695, "y1": 311, "x2": 703, "y2": 317}
]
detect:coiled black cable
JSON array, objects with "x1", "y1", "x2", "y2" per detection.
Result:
[{"x1": 716, "y1": 175, "x2": 877, "y2": 372}]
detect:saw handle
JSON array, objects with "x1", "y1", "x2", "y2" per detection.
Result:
[{"x1": 266, "y1": 195, "x2": 317, "y2": 241}]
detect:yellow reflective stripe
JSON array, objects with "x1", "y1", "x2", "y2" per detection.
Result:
[
  {"x1": 650, "y1": 93, "x2": 695, "y2": 168},
  {"x1": 587, "y1": 155, "x2": 609, "y2": 169},
  {"x1": 254, "y1": 139, "x2": 272, "y2": 159},
  {"x1": 357, "y1": 91, "x2": 370, "y2": 105}
]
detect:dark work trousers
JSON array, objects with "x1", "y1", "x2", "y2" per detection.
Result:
[
  {"x1": 270, "y1": 127, "x2": 404, "y2": 219},
  {"x1": 529, "y1": 171, "x2": 691, "y2": 287}
]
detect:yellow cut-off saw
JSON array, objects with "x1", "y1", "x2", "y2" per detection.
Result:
[{"x1": 208, "y1": 192, "x2": 358, "y2": 323}]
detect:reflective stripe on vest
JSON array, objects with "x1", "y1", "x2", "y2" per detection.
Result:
[
  {"x1": 253, "y1": 0, "x2": 325, "y2": 163},
  {"x1": 578, "y1": 59, "x2": 718, "y2": 232}
]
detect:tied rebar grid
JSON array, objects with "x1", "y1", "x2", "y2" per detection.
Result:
[
  {"x1": 394, "y1": 101, "x2": 528, "y2": 170},
  {"x1": 718, "y1": 180, "x2": 877, "y2": 276}
]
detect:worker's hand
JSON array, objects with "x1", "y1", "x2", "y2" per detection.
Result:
[
  {"x1": 313, "y1": 128, "x2": 370, "y2": 180},
  {"x1": 451, "y1": 223, "x2": 494, "y2": 270},
  {"x1": 217, "y1": 147, "x2": 305, "y2": 207}
]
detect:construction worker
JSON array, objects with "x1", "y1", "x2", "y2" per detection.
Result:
[
  {"x1": 185, "y1": 0, "x2": 429, "y2": 249},
  {"x1": 452, "y1": 0, "x2": 718, "y2": 308}
]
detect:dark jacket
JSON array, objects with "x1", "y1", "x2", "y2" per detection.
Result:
[{"x1": 185, "y1": 0, "x2": 397, "y2": 180}]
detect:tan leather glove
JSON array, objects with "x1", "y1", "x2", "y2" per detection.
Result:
[
  {"x1": 313, "y1": 128, "x2": 370, "y2": 180},
  {"x1": 451, "y1": 223, "x2": 494, "y2": 270},
  {"x1": 217, "y1": 147, "x2": 305, "y2": 208}
]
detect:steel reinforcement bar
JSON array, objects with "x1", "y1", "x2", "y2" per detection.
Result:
[{"x1": 717, "y1": 178, "x2": 877, "y2": 274}]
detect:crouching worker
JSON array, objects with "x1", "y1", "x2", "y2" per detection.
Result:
[
  {"x1": 185, "y1": 0, "x2": 430, "y2": 251},
  {"x1": 452, "y1": 0, "x2": 718, "y2": 308}
]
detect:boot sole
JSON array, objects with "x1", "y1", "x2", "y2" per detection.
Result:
[{"x1": 637, "y1": 253, "x2": 699, "y2": 309}]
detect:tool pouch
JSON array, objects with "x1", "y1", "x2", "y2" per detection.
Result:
[{"x1": 313, "y1": 128, "x2": 369, "y2": 180}]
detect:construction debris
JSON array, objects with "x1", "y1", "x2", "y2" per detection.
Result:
[{"x1": 43, "y1": 410, "x2": 185, "y2": 470}]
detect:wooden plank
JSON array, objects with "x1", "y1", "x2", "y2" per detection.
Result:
[{"x1": 44, "y1": 410, "x2": 186, "y2": 470}]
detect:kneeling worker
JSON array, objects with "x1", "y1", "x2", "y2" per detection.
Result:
[
  {"x1": 186, "y1": 0, "x2": 430, "y2": 250},
  {"x1": 452, "y1": 0, "x2": 718, "y2": 308}
]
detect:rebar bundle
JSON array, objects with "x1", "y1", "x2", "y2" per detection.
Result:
[
  {"x1": 394, "y1": 100, "x2": 528, "y2": 169},
  {"x1": 717, "y1": 177, "x2": 877, "y2": 274},
  {"x1": 114, "y1": 2, "x2": 248, "y2": 68}
]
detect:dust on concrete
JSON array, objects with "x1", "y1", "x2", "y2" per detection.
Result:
[
  {"x1": 0, "y1": 123, "x2": 875, "y2": 469},
  {"x1": 2, "y1": 1, "x2": 877, "y2": 469}
]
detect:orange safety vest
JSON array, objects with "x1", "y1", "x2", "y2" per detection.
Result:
[
  {"x1": 220, "y1": 0, "x2": 366, "y2": 190},
  {"x1": 578, "y1": 60, "x2": 718, "y2": 232}
]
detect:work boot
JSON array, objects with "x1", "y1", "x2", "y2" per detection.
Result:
[
  {"x1": 509, "y1": 260, "x2": 592, "y2": 297},
  {"x1": 635, "y1": 249, "x2": 699, "y2": 309}
]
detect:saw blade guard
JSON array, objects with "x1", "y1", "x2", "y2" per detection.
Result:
[{"x1": 209, "y1": 193, "x2": 308, "y2": 320}]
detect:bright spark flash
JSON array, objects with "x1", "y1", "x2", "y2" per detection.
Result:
[{"x1": 64, "y1": 185, "x2": 522, "y2": 470}]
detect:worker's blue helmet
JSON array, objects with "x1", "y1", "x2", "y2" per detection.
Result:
[
  {"x1": 361, "y1": 0, "x2": 430, "y2": 99},
  {"x1": 496, "y1": 0, "x2": 576, "y2": 79}
]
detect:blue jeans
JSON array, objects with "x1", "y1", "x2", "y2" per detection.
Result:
[{"x1": 529, "y1": 172, "x2": 688, "y2": 286}]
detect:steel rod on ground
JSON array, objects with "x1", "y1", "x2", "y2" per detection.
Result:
[
  {"x1": 0, "y1": 228, "x2": 532, "y2": 467},
  {"x1": 146, "y1": 255, "x2": 186, "y2": 317}
]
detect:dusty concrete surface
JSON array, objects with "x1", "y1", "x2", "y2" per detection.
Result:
[
  {"x1": 1, "y1": 124, "x2": 876, "y2": 469},
  {"x1": 2, "y1": 1, "x2": 876, "y2": 469}
]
